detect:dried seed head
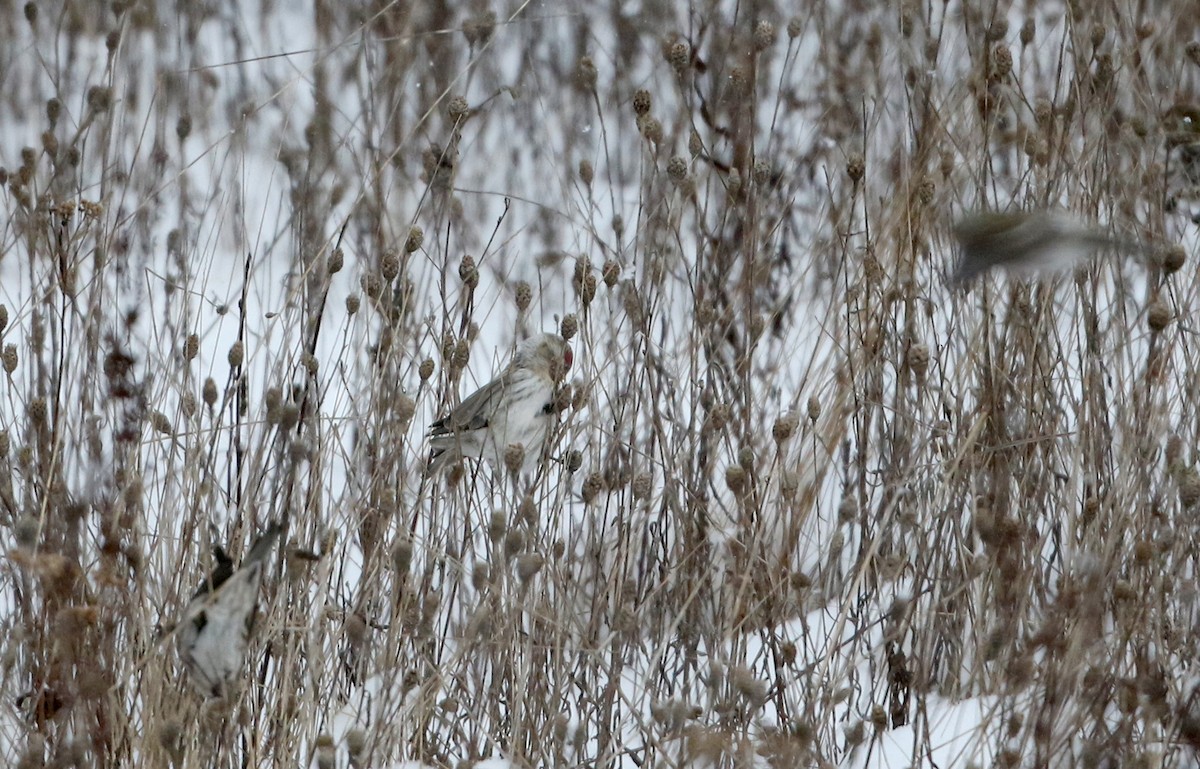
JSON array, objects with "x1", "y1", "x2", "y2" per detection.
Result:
[
  {"x1": 514, "y1": 281, "x2": 533, "y2": 312},
  {"x1": 405, "y1": 226, "x2": 424, "y2": 253},
  {"x1": 986, "y1": 18, "x2": 1008, "y2": 42},
  {"x1": 578, "y1": 159, "x2": 593, "y2": 186},
  {"x1": 315, "y1": 735, "x2": 336, "y2": 769},
  {"x1": 753, "y1": 159, "x2": 771, "y2": 186},
  {"x1": 1147, "y1": 301, "x2": 1172, "y2": 332},
  {"x1": 419, "y1": 358, "x2": 434, "y2": 380},
  {"x1": 632, "y1": 89, "x2": 652, "y2": 116},
  {"x1": 458, "y1": 254, "x2": 479, "y2": 288},
  {"x1": 301, "y1": 352, "x2": 318, "y2": 376},
  {"x1": 504, "y1": 529, "x2": 525, "y2": 558},
  {"x1": 669, "y1": 41, "x2": 690, "y2": 72},
  {"x1": 632, "y1": 472, "x2": 652, "y2": 499},
  {"x1": 1161, "y1": 244, "x2": 1186, "y2": 274},
  {"x1": 452, "y1": 339, "x2": 470, "y2": 372},
  {"x1": 639, "y1": 117, "x2": 663, "y2": 143},
  {"x1": 515, "y1": 553, "x2": 544, "y2": 582},
  {"x1": 1178, "y1": 470, "x2": 1200, "y2": 509},
  {"x1": 183, "y1": 333, "x2": 199, "y2": 361},
  {"x1": 463, "y1": 10, "x2": 497, "y2": 46},
  {"x1": 227, "y1": 341, "x2": 245, "y2": 367},
  {"x1": 391, "y1": 539, "x2": 413, "y2": 572},
  {"x1": 46, "y1": 98, "x2": 60, "y2": 127},
  {"x1": 24, "y1": 2, "x2": 37, "y2": 24},
  {"x1": 725, "y1": 465, "x2": 747, "y2": 494},
  {"x1": 846, "y1": 153, "x2": 865, "y2": 182},
  {"x1": 202, "y1": 377, "x2": 218, "y2": 406},
  {"x1": 992, "y1": 45, "x2": 1012, "y2": 78},
  {"x1": 667, "y1": 155, "x2": 688, "y2": 183},
  {"x1": 0, "y1": 305, "x2": 7, "y2": 333},
  {"x1": 345, "y1": 294, "x2": 360, "y2": 314},
  {"x1": 729, "y1": 666, "x2": 767, "y2": 703},
  {"x1": 753, "y1": 20, "x2": 776, "y2": 51},
  {"x1": 2, "y1": 344, "x2": 17, "y2": 374},
  {"x1": 346, "y1": 729, "x2": 367, "y2": 761},
  {"x1": 395, "y1": 394, "x2": 416, "y2": 425},
  {"x1": 519, "y1": 495, "x2": 538, "y2": 527},
  {"x1": 488, "y1": 509, "x2": 507, "y2": 541},
  {"x1": 575, "y1": 57, "x2": 598, "y2": 91},
  {"x1": 1090, "y1": 23, "x2": 1105, "y2": 49},
  {"x1": 86, "y1": 86, "x2": 112, "y2": 114},
  {"x1": 560, "y1": 314, "x2": 578, "y2": 340},
  {"x1": 908, "y1": 342, "x2": 931, "y2": 377},
  {"x1": 327, "y1": 248, "x2": 343, "y2": 274},
  {"x1": 503, "y1": 443, "x2": 526, "y2": 474},
  {"x1": 773, "y1": 412, "x2": 799, "y2": 443},
  {"x1": 380, "y1": 249, "x2": 400, "y2": 281},
  {"x1": 1020, "y1": 18, "x2": 1035, "y2": 46},
  {"x1": 582, "y1": 472, "x2": 603, "y2": 503},
  {"x1": 689, "y1": 129, "x2": 704, "y2": 157},
  {"x1": 567, "y1": 450, "x2": 583, "y2": 473},
  {"x1": 447, "y1": 95, "x2": 469, "y2": 122},
  {"x1": 150, "y1": 411, "x2": 172, "y2": 436},
  {"x1": 602, "y1": 260, "x2": 620, "y2": 287},
  {"x1": 708, "y1": 403, "x2": 731, "y2": 431}
]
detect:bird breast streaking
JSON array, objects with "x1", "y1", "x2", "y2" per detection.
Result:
[{"x1": 428, "y1": 333, "x2": 572, "y2": 473}]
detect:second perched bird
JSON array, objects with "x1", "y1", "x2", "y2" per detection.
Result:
[
  {"x1": 950, "y1": 210, "x2": 1145, "y2": 285},
  {"x1": 429, "y1": 333, "x2": 572, "y2": 473},
  {"x1": 178, "y1": 523, "x2": 281, "y2": 698}
]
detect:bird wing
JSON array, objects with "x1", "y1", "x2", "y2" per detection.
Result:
[{"x1": 429, "y1": 372, "x2": 509, "y2": 435}]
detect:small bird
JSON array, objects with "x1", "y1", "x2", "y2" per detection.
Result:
[
  {"x1": 178, "y1": 523, "x2": 281, "y2": 698},
  {"x1": 950, "y1": 210, "x2": 1144, "y2": 285},
  {"x1": 429, "y1": 333, "x2": 572, "y2": 473}
]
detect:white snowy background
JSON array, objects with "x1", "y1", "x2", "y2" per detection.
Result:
[{"x1": 2, "y1": 0, "x2": 1199, "y2": 767}]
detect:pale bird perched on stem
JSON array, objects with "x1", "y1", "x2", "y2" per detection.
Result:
[
  {"x1": 428, "y1": 333, "x2": 572, "y2": 473},
  {"x1": 178, "y1": 523, "x2": 281, "y2": 698},
  {"x1": 950, "y1": 209, "x2": 1149, "y2": 285}
]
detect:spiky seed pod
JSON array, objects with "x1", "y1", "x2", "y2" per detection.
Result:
[
  {"x1": 514, "y1": 281, "x2": 532, "y2": 312},
  {"x1": 394, "y1": 394, "x2": 415, "y2": 426},
  {"x1": 184, "y1": 334, "x2": 199, "y2": 360},
  {"x1": 404, "y1": 227, "x2": 423, "y2": 254},
  {"x1": 787, "y1": 17, "x2": 802, "y2": 38},
  {"x1": 575, "y1": 57, "x2": 598, "y2": 91},
  {"x1": 1161, "y1": 244, "x2": 1186, "y2": 273},
  {"x1": 668, "y1": 41, "x2": 689, "y2": 72},
  {"x1": 503, "y1": 443, "x2": 526, "y2": 474},
  {"x1": 753, "y1": 20, "x2": 776, "y2": 51},
  {"x1": 315, "y1": 736, "x2": 335, "y2": 769},
  {"x1": 625, "y1": 472, "x2": 650, "y2": 501},
  {"x1": 986, "y1": 18, "x2": 1008, "y2": 41},
  {"x1": 504, "y1": 529, "x2": 525, "y2": 558},
  {"x1": 773, "y1": 412, "x2": 798, "y2": 443},
  {"x1": 3, "y1": 345, "x2": 17, "y2": 374},
  {"x1": 227, "y1": 341, "x2": 244, "y2": 367},
  {"x1": 202, "y1": 378, "x2": 218, "y2": 406},
  {"x1": 639, "y1": 117, "x2": 663, "y2": 143},
  {"x1": 447, "y1": 96, "x2": 469, "y2": 122},
  {"x1": 582, "y1": 472, "x2": 603, "y2": 503},
  {"x1": 515, "y1": 553, "x2": 543, "y2": 582},
  {"x1": 150, "y1": 411, "x2": 173, "y2": 435},
  {"x1": 345, "y1": 294, "x2": 360, "y2": 314},
  {"x1": 1147, "y1": 301, "x2": 1172, "y2": 332},
  {"x1": 567, "y1": 450, "x2": 582, "y2": 473},
  {"x1": 346, "y1": 729, "x2": 367, "y2": 764},
  {"x1": 992, "y1": 45, "x2": 1012, "y2": 78},
  {"x1": 725, "y1": 465, "x2": 747, "y2": 494},
  {"x1": 846, "y1": 153, "x2": 865, "y2": 182},
  {"x1": 0, "y1": 305, "x2": 8, "y2": 333},
  {"x1": 1178, "y1": 470, "x2": 1200, "y2": 509},
  {"x1": 459, "y1": 255, "x2": 479, "y2": 288},
  {"x1": 632, "y1": 89, "x2": 651, "y2": 116},
  {"x1": 86, "y1": 86, "x2": 111, "y2": 114},
  {"x1": 390, "y1": 539, "x2": 413, "y2": 572},
  {"x1": 908, "y1": 343, "x2": 931, "y2": 378},
  {"x1": 667, "y1": 156, "x2": 688, "y2": 183},
  {"x1": 488, "y1": 510, "x2": 506, "y2": 542},
  {"x1": 519, "y1": 495, "x2": 538, "y2": 526},
  {"x1": 1020, "y1": 18, "x2": 1035, "y2": 46},
  {"x1": 381, "y1": 249, "x2": 400, "y2": 281},
  {"x1": 418, "y1": 358, "x2": 434, "y2": 380},
  {"x1": 327, "y1": 248, "x2": 343, "y2": 274},
  {"x1": 578, "y1": 160, "x2": 593, "y2": 185}
]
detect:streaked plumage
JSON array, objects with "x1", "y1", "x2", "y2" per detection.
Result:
[
  {"x1": 178, "y1": 524, "x2": 281, "y2": 698},
  {"x1": 950, "y1": 210, "x2": 1143, "y2": 285},
  {"x1": 429, "y1": 333, "x2": 572, "y2": 473}
]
